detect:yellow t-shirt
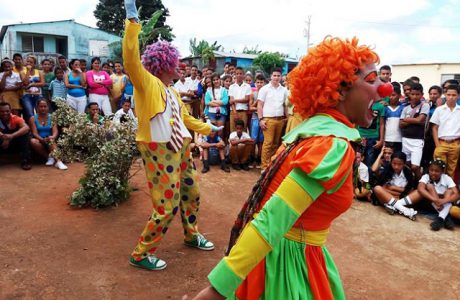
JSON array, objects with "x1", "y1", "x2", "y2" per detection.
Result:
[{"x1": 110, "y1": 73, "x2": 127, "y2": 98}]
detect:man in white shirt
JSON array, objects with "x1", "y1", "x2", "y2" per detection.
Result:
[
  {"x1": 186, "y1": 65, "x2": 201, "y2": 118},
  {"x1": 174, "y1": 68, "x2": 194, "y2": 114},
  {"x1": 257, "y1": 68, "x2": 288, "y2": 170},
  {"x1": 229, "y1": 119, "x2": 255, "y2": 170},
  {"x1": 229, "y1": 67, "x2": 252, "y2": 132},
  {"x1": 431, "y1": 84, "x2": 460, "y2": 177}
]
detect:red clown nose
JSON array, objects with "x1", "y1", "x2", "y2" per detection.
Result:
[{"x1": 377, "y1": 83, "x2": 393, "y2": 98}]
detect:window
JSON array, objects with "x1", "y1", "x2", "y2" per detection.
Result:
[
  {"x1": 22, "y1": 35, "x2": 44, "y2": 52},
  {"x1": 88, "y1": 40, "x2": 109, "y2": 57}
]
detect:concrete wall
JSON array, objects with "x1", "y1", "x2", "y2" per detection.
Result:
[{"x1": 392, "y1": 63, "x2": 460, "y2": 95}]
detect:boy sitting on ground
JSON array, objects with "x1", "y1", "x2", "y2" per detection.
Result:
[
  {"x1": 198, "y1": 128, "x2": 230, "y2": 173},
  {"x1": 228, "y1": 119, "x2": 254, "y2": 171}
]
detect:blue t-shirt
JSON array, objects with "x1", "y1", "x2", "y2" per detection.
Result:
[{"x1": 203, "y1": 135, "x2": 221, "y2": 144}]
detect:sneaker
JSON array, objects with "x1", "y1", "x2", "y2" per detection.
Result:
[
  {"x1": 184, "y1": 234, "x2": 215, "y2": 251},
  {"x1": 45, "y1": 157, "x2": 56, "y2": 166},
  {"x1": 221, "y1": 163, "x2": 230, "y2": 173},
  {"x1": 21, "y1": 160, "x2": 32, "y2": 171},
  {"x1": 129, "y1": 255, "x2": 167, "y2": 271},
  {"x1": 55, "y1": 161, "x2": 68, "y2": 170},
  {"x1": 232, "y1": 164, "x2": 241, "y2": 171},
  {"x1": 397, "y1": 206, "x2": 417, "y2": 221},
  {"x1": 384, "y1": 203, "x2": 396, "y2": 215},
  {"x1": 241, "y1": 164, "x2": 250, "y2": 171},
  {"x1": 430, "y1": 217, "x2": 445, "y2": 231},
  {"x1": 444, "y1": 215, "x2": 455, "y2": 230}
]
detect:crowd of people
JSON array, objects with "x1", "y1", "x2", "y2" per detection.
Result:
[
  {"x1": 353, "y1": 65, "x2": 460, "y2": 231},
  {"x1": 1, "y1": 52, "x2": 460, "y2": 231}
]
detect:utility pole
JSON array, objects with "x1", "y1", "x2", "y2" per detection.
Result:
[{"x1": 303, "y1": 15, "x2": 312, "y2": 49}]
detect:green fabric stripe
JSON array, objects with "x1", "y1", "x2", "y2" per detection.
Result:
[
  {"x1": 252, "y1": 195, "x2": 300, "y2": 248},
  {"x1": 208, "y1": 260, "x2": 243, "y2": 298},
  {"x1": 283, "y1": 114, "x2": 361, "y2": 144},
  {"x1": 289, "y1": 168, "x2": 325, "y2": 200},
  {"x1": 322, "y1": 247, "x2": 346, "y2": 300},
  {"x1": 308, "y1": 138, "x2": 348, "y2": 184},
  {"x1": 264, "y1": 238, "x2": 314, "y2": 299},
  {"x1": 327, "y1": 169, "x2": 351, "y2": 195}
]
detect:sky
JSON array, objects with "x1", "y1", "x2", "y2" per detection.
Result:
[{"x1": 1, "y1": 0, "x2": 459, "y2": 65}]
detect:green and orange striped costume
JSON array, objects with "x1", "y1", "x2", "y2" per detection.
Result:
[{"x1": 208, "y1": 109, "x2": 360, "y2": 299}]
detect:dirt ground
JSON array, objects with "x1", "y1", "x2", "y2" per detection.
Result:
[{"x1": 1, "y1": 158, "x2": 460, "y2": 300}]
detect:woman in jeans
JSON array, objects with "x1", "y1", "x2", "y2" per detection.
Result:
[
  {"x1": 21, "y1": 55, "x2": 44, "y2": 121},
  {"x1": 65, "y1": 59, "x2": 87, "y2": 113},
  {"x1": 86, "y1": 57, "x2": 113, "y2": 116}
]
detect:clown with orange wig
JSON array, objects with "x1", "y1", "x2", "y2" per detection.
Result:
[
  {"x1": 185, "y1": 38, "x2": 393, "y2": 299},
  {"x1": 122, "y1": 0, "x2": 223, "y2": 271}
]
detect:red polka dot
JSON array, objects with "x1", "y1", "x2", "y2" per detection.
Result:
[
  {"x1": 164, "y1": 189, "x2": 174, "y2": 199},
  {"x1": 158, "y1": 164, "x2": 164, "y2": 171},
  {"x1": 186, "y1": 210, "x2": 191, "y2": 216},
  {"x1": 180, "y1": 162, "x2": 187, "y2": 170},
  {"x1": 147, "y1": 182, "x2": 153, "y2": 189},
  {"x1": 157, "y1": 226, "x2": 163, "y2": 232},
  {"x1": 158, "y1": 206, "x2": 165, "y2": 215},
  {"x1": 148, "y1": 142, "x2": 158, "y2": 151},
  {"x1": 148, "y1": 247, "x2": 157, "y2": 253},
  {"x1": 175, "y1": 182, "x2": 180, "y2": 188},
  {"x1": 139, "y1": 236, "x2": 144, "y2": 242}
]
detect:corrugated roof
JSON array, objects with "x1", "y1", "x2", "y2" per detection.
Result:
[{"x1": 184, "y1": 50, "x2": 298, "y2": 62}]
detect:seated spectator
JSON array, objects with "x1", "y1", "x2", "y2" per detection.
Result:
[
  {"x1": 0, "y1": 102, "x2": 31, "y2": 170},
  {"x1": 198, "y1": 129, "x2": 230, "y2": 173},
  {"x1": 86, "y1": 102, "x2": 105, "y2": 126},
  {"x1": 228, "y1": 119, "x2": 254, "y2": 171},
  {"x1": 373, "y1": 151, "x2": 415, "y2": 219},
  {"x1": 353, "y1": 151, "x2": 371, "y2": 200},
  {"x1": 371, "y1": 146, "x2": 393, "y2": 176},
  {"x1": 0, "y1": 59, "x2": 23, "y2": 115},
  {"x1": 29, "y1": 99, "x2": 67, "y2": 170},
  {"x1": 113, "y1": 99, "x2": 137, "y2": 128},
  {"x1": 398, "y1": 159, "x2": 457, "y2": 230}
]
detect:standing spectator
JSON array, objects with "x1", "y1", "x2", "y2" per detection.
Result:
[
  {"x1": 64, "y1": 59, "x2": 87, "y2": 113},
  {"x1": 110, "y1": 61, "x2": 127, "y2": 111},
  {"x1": 0, "y1": 102, "x2": 31, "y2": 170},
  {"x1": 12, "y1": 53, "x2": 26, "y2": 76},
  {"x1": 80, "y1": 59, "x2": 88, "y2": 73},
  {"x1": 229, "y1": 67, "x2": 251, "y2": 132},
  {"x1": 220, "y1": 62, "x2": 232, "y2": 79},
  {"x1": 86, "y1": 57, "x2": 113, "y2": 116},
  {"x1": 401, "y1": 79, "x2": 414, "y2": 105},
  {"x1": 58, "y1": 56, "x2": 71, "y2": 73},
  {"x1": 379, "y1": 65, "x2": 392, "y2": 82},
  {"x1": 0, "y1": 59, "x2": 23, "y2": 115},
  {"x1": 198, "y1": 129, "x2": 230, "y2": 173},
  {"x1": 228, "y1": 119, "x2": 254, "y2": 170},
  {"x1": 48, "y1": 67, "x2": 67, "y2": 110},
  {"x1": 41, "y1": 59, "x2": 55, "y2": 101},
  {"x1": 430, "y1": 84, "x2": 460, "y2": 178},
  {"x1": 187, "y1": 65, "x2": 201, "y2": 118},
  {"x1": 422, "y1": 85, "x2": 444, "y2": 169},
  {"x1": 248, "y1": 74, "x2": 265, "y2": 166},
  {"x1": 174, "y1": 68, "x2": 194, "y2": 114},
  {"x1": 21, "y1": 55, "x2": 45, "y2": 122},
  {"x1": 400, "y1": 82, "x2": 429, "y2": 179},
  {"x1": 428, "y1": 85, "x2": 444, "y2": 116},
  {"x1": 204, "y1": 73, "x2": 229, "y2": 131},
  {"x1": 257, "y1": 67, "x2": 288, "y2": 170},
  {"x1": 384, "y1": 83, "x2": 403, "y2": 152},
  {"x1": 358, "y1": 94, "x2": 385, "y2": 167},
  {"x1": 29, "y1": 99, "x2": 67, "y2": 170}
]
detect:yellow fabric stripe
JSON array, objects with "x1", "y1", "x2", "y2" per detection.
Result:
[
  {"x1": 284, "y1": 227, "x2": 330, "y2": 246},
  {"x1": 274, "y1": 175, "x2": 313, "y2": 215},
  {"x1": 223, "y1": 223, "x2": 272, "y2": 279}
]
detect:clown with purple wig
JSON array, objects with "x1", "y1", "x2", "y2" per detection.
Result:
[{"x1": 123, "y1": 0, "x2": 222, "y2": 271}]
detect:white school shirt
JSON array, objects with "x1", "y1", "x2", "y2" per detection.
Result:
[
  {"x1": 258, "y1": 82, "x2": 288, "y2": 117},
  {"x1": 149, "y1": 88, "x2": 192, "y2": 142},
  {"x1": 113, "y1": 108, "x2": 138, "y2": 129},
  {"x1": 430, "y1": 104, "x2": 460, "y2": 140},
  {"x1": 186, "y1": 77, "x2": 200, "y2": 92},
  {"x1": 229, "y1": 131, "x2": 251, "y2": 141},
  {"x1": 0, "y1": 72, "x2": 21, "y2": 89},
  {"x1": 229, "y1": 82, "x2": 252, "y2": 110},
  {"x1": 419, "y1": 173, "x2": 456, "y2": 195},
  {"x1": 358, "y1": 162, "x2": 369, "y2": 183},
  {"x1": 207, "y1": 87, "x2": 222, "y2": 113},
  {"x1": 174, "y1": 79, "x2": 192, "y2": 102},
  {"x1": 389, "y1": 171, "x2": 407, "y2": 188}
]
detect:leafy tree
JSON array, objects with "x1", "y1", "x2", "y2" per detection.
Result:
[
  {"x1": 242, "y1": 45, "x2": 262, "y2": 55},
  {"x1": 252, "y1": 52, "x2": 285, "y2": 75},
  {"x1": 94, "y1": 0, "x2": 174, "y2": 42},
  {"x1": 189, "y1": 38, "x2": 223, "y2": 57}
]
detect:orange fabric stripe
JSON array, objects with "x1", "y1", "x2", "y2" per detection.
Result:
[
  {"x1": 292, "y1": 137, "x2": 333, "y2": 174},
  {"x1": 305, "y1": 245, "x2": 334, "y2": 300},
  {"x1": 321, "y1": 142, "x2": 354, "y2": 191},
  {"x1": 235, "y1": 258, "x2": 266, "y2": 300}
]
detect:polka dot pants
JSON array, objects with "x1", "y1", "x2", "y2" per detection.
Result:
[{"x1": 132, "y1": 139, "x2": 201, "y2": 260}]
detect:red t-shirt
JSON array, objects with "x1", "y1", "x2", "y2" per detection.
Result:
[{"x1": 0, "y1": 114, "x2": 25, "y2": 133}]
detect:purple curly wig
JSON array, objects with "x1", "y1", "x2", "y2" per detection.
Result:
[{"x1": 141, "y1": 40, "x2": 180, "y2": 76}]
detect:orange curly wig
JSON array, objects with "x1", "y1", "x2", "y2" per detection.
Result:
[{"x1": 288, "y1": 37, "x2": 379, "y2": 119}]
